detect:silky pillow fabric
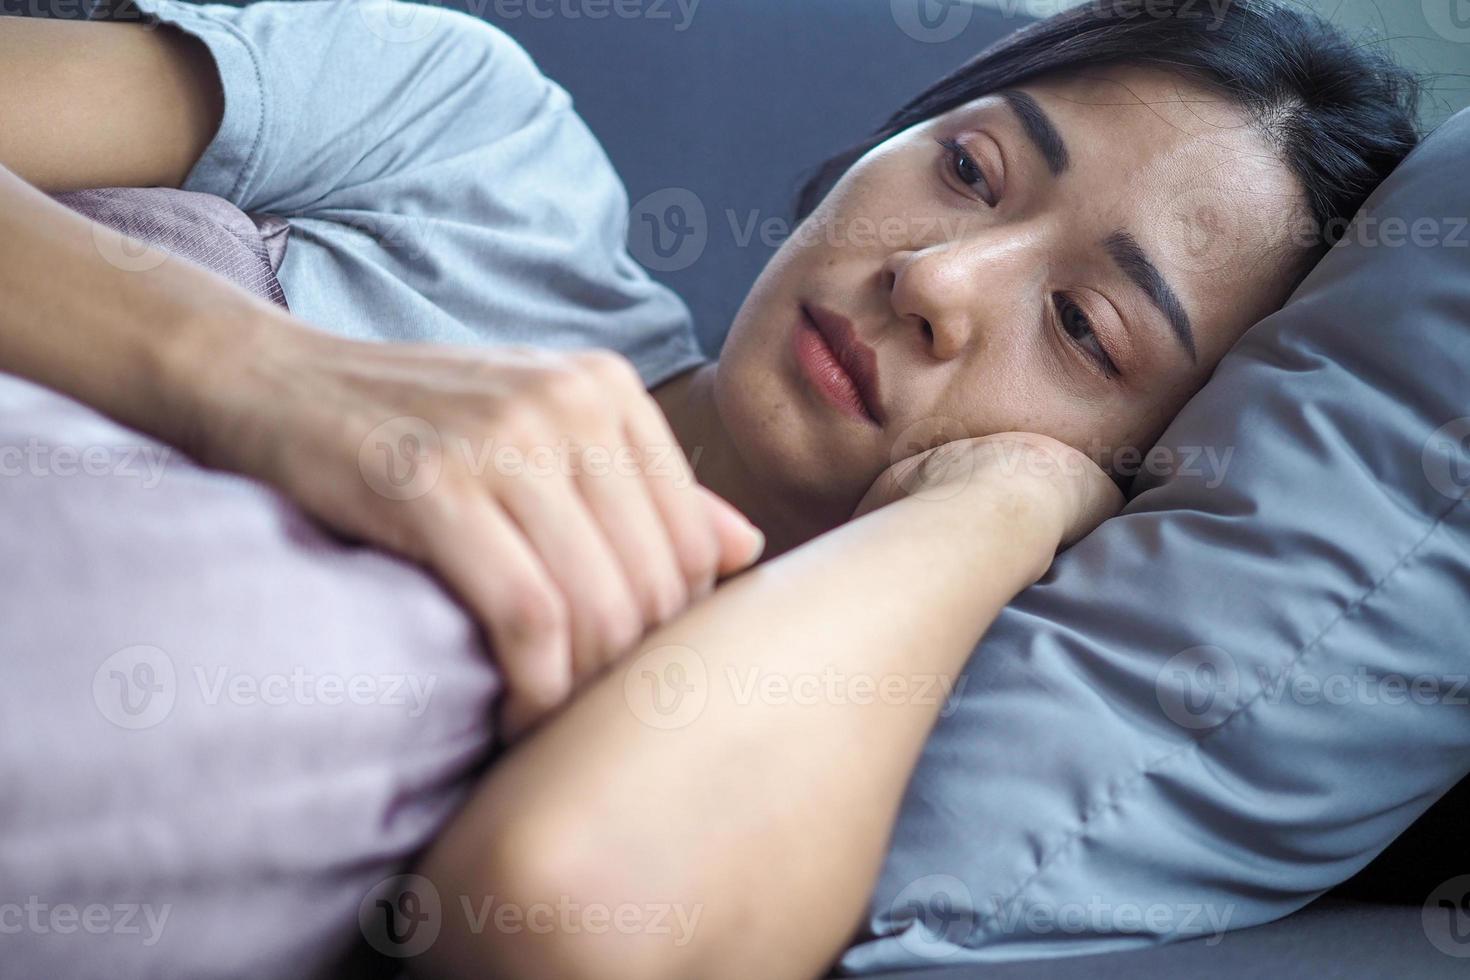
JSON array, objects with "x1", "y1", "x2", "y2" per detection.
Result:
[
  {"x1": 51, "y1": 185, "x2": 291, "y2": 309},
  {"x1": 839, "y1": 110, "x2": 1470, "y2": 972}
]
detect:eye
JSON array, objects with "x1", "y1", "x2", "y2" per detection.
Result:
[
  {"x1": 936, "y1": 137, "x2": 997, "y2": 207},
  {"x1": 1053, "y1": 293, "x2": 1120, "y2": 380}
]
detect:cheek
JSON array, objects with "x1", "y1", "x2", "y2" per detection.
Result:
[
  {"x1": 905, "y1": 345, "x2": 1051, "y2": 444},
  {"x1": 726, "y1": 154, "x2": 927, "y2": 343},
  {"x1": 920, "y1": 350, "x2": 1170, "y2": 463},
  {"x1": 1062, "y1": 402, "x2": 1174, "y2": 469},
  {"x1": 797, "y1": 147, "x2": 939, "y2": 254}
]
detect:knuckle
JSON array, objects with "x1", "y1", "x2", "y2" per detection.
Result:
[
  {"x1": 500, "y1": 577, "x2": 569, "y2": 643},
  {"x1": 572, "y1": 348, "x2": 642, "y2": 389},
  {"x1": 512, "y1": 678, "x2": 569, "y2": 717},
  {"x1": 650, "y1": 573, "x2": 690, "y2": 624},
  {"x1": 537, "y1": 365, "x2": 599, "y2": 415},
  {"x1": 492, "y1": 403, "x2": 547, "y2": 448},
  {"x1": 592, "y1": 598, "x2": 643, "y2": 660},
  {"x1": 402, "y1": 473, "x2": 474, "y2": 533}
]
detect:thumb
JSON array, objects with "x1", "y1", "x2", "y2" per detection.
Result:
[{"x1": 697, "y1": 485, "x2": 766, "y2": 576}]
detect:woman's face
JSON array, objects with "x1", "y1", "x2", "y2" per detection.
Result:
[{"x1": 715, "y1": 64, "x2": 1309, "y2": 519}]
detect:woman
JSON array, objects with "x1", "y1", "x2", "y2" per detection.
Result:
[{"x1": 0, "y1": 0, "x2": 1419, "y2": 976}]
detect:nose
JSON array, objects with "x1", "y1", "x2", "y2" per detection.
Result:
[{"x1": 882, "y1": 236, "x2": 1043, "y2": 360}]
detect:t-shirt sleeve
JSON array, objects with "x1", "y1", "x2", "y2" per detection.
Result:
[{"x1": 109, "y1": 0, "x2": 705, "y2": 388}]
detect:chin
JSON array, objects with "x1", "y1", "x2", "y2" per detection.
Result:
[{"x1": 713, "y1": 349, "x2": 871, "y2": 521}]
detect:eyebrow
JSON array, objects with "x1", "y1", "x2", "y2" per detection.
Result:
[
  {"x1": 1103, "y1": 231, "x2": 1198, "y2": 363},
  {"x1": 997, "y1": 89, "x2": 1070, "y2": 177}
]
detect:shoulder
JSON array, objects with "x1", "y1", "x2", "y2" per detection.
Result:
[{"x1": 353, "y1": 2, "x2": 558, "y2": 107}]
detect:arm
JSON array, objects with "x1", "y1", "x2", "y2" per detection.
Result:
[
  {"x1": 0, "y1": 157, "x2": 760, "y2": 737},
  {"x1": 0, "y1": 15, "x2": 221, "y2": 191},
  {"x1": 0, "y1": 161, "x2": 266, "y2": 456},
  {"x1": 414, "y1": 439, "x2": 1120, "y2": 980},
  {"x1": 0, "y1": 3, "x2": 754, "y2": 732}
]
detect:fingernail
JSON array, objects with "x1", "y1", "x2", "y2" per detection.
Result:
[{"x1": 746, "y1": 527, "x2": 766, "y2": 564}]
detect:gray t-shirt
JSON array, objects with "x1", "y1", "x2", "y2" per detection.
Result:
[{"x1": 129, "y1": 0, "x2": 707, "y2": 389}]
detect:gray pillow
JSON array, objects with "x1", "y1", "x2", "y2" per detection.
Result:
[{"x1": 839, "y1": 109, "x2": 1470, "y2": 972}]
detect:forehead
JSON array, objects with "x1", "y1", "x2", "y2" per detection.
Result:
[
  {"x1": 941, "y1": 64, "x2": 1308, "y2": 354},
  {"x1": 1021, "y1": 64, "x2": 1296, "y2": 216}
]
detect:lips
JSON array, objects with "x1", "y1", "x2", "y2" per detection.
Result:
[{"x1": 801, "y1": 304, "x2": 885, "y2": 426}]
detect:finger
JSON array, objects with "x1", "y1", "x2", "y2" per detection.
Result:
[
  {"x1": 569, "y1": 422, "x2": 691, "y2": 629},
  {"x1": 622, "y1": 391, "x2": 762, "y2": 595},
  {"x1": 414, "y1": 493, "x2": 575, "y2": 723},
  {"x1": 698, "y1": 485, "x2": 767, "y2": 577},
  {"x1": 494, "y1": 463, "x2": 644, "y2": 680}
]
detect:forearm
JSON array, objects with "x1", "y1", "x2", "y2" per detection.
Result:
[
  {"x1": 0, "y1": 163, "x2": 281, "y2": 452},
  {"x1": 415, "y1": 481, "x2": 1062, "y2": 980},
  {"x1": 0, "y1": 15, "x2": 221, "y2": 191}
]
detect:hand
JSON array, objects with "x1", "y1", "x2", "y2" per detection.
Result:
[
  {"x1": 180, "y1": 318, "x2": 765, "y2": 740},
  {"x1": 852, "y1": 431, "x2": 1124, "y2": 551}
]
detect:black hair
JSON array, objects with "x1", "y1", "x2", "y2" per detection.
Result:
[{"x1": 794, "y1": 0, "x2": 1421, "y2": 260}]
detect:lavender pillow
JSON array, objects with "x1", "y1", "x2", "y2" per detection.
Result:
[{"x1": 0, "y1": 189, "x2": 501, "y2": 978}]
